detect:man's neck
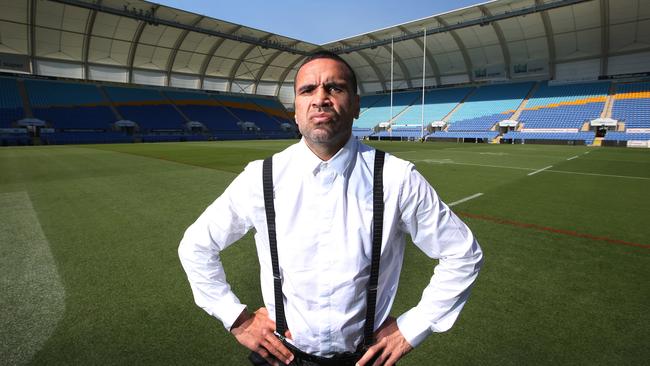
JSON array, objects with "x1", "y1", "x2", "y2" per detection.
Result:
[{"x1": 304, "y1": 137, "x2": 349, "y2": 161}]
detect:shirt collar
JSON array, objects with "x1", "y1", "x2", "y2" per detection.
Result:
[{"x1": 297, "y1": 136, "x2": 358, "y2": 177}]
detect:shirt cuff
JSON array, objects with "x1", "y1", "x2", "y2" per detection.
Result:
[
  {"x1": 397, "y1": 309, "x2": 433, "y2": 348},
  {"x1": 222, "y1": 303, "x2": 248, "y2": 331}
]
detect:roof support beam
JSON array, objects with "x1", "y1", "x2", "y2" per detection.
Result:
[
  {"x1": 276, "y1": 56, "x2": 305, "y2": 108},
  {"x1": 199, "y1": 25, "x2": 241, "y2": 90},
  {"x1": 166, "y1": 15, "x2": 204, "y2": 86},
  {"x1": 228, "y1": 35, "x2": 273, "y2": 93},
  {"x1": 537, "y1": 0, "x2": 557, "y2": 79},
  {"x1": 436, "y1": 17, "x2": 474, "y2": 82},
  {"x1": 340, "y1": 41, "x2": 387, "y2": 94},
  {"x1": 398, "y1": 26, "x2": 441, "y2": 87},
  {"x1": 330, "y1": 0, "x2": 592, "y2": 55},
  {"x1": 480, "y1": 5, "x2": 511, "y2": 79},
  {"x1": 252, "y1": 40, "x2": 301, "y2": 95},
  {"x1": 82, "y1": 0, "x2": 99, "y2": 80},
  {"x1": 600, "y1": 0, "x2": 610, "y2": 76},
  {"x1": 29, "y1": 0, "x2": 36, "y2": 73},
  {"x1": 48, "y1": 0, "x2": 308, "y2": 55},
  {"x1": 126, "y1": 18, "x2": 147, "y2": 84},
  {"x1": 368, "y1": 35, "x2": 413, "y2": 89}
]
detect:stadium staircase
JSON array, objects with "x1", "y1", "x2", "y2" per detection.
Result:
[
  {"x1": 247, "y1": 97, "x2": 289, "y2": 126},
  {"x1": 97, "y1": 85, "x2": 123, "y2": 120},
  {"x1": 592, "y1": 137, "x2": 603, "y2": 146},
  {"x1": 442, "y1": 87, "x2": 477, "y2": 122},
  {"x1": 510, "y1": 82, "x2": 540, "y2": 121},
  {"x1": 161, "y1": 91, "x2": 191, "y2": 123},
  {"x1": 16, "y1": 80, "x2": 33, "y2": 118},
  {"x1": 600, "y1": 83, "x2": 617, "y2": 119},
  {"x1": 389, "y1": 101, "x2": 417, "y2": 125},
  {"x1": 214, "y1": 97, "x2": 247, "y2": 125}
]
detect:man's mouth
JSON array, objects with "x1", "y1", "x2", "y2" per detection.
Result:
[{"x1": 311, "y1": 113, "x2": 333, "y2": 123}]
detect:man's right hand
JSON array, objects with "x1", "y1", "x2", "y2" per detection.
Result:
[{"x1": 230, "y1": 307, "x2": 294, "y2": 366}]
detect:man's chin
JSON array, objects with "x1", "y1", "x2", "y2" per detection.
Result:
[{"x1": 305, "y1": 131, "x2": 349, "y2": 145}]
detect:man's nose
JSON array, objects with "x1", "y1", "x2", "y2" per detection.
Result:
[{"x1": 312, "y1": 86, "x2": 332, "y2": 107}]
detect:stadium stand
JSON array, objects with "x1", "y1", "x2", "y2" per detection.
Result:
[
  {"x1": 104, "y1": 85, "x2": 186, "y2": 131},
  {"x1": 164, "y1": 90, "x2": 243, "y2": 135},
  {"x1": 446, "y1": 82, "x2": 534, "y2": 132},
  {"x1": 518, "y1": 81, "x2": 609, "y2": 130},
  {"x1": 354, "y1": 91, "x2": 419, "y2": 128},
  {"x1": 603, "y1": 132, "x2": 650, "y2": 141},
  {"x1": 0, "y1": 77, "x2": 24, "y2": 128},
  {"x1": 25, "y1": 79, "x2": 116, "y2": 130},
  {"x1": 212, "y1": 94, "x2": 295, "y2": 139},
  {"x1": 502, "y1": 131, "x2": 595, "y2": 145},
  {"x1": 612, "y1": 82, "x2": 650, "y2": 130},
  {"x1": 3, "y1": 71, "x2": 649, "y2": 147},
  {"x1": 392, "y1": 87, "x2": 473, "y2": 126},
  {"x1": 41, "y1": 131, "x2": 132, "y2": 145},
  {"x1": 427, "y1": 131, "x2": 499, "y2": 141},
  {"x1": 0, "y1": 130, "x2": 30, "y2": 146},
  {"x1": 359, "y1": 94, "x2": 388, "y2": 115}
]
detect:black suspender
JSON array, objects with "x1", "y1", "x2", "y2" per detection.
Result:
[
  {"x1": 262, "y1": 156, "x2": 288, "y2": 338},
  {"x1": 262, "y1": 149, "x2": 386, "y2": 347},
  {"x1": 364, "y1": 149, "x2": 385, "y2": 347}
]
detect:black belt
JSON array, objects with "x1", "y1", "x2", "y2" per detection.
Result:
[
  {"x1": 261, "y1": 149, "x2": 386, "y2": 358},
  {"x1": 249, "y1": 342, "x2": 375, "y2": 366}
]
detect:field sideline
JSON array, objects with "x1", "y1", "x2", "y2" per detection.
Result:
[{"x1": 1, "y1": 140, "x2": 649, "y2": 365}]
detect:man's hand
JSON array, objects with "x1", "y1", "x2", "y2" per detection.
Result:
[
  {"x1": 230, "y1": 307, "x2": 294, "y2": 366},
  {"x1": 356, "y1": 316, "x2": 413, "y2": 366}
]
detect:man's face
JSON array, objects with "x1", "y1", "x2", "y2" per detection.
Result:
[{"x1": 294, "y1": 58, "x2": 360, "y2": 149}]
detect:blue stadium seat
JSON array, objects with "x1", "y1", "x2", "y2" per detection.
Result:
[
  {"x1": 612, "y1": 82, "x2": 650, "y2": 129},
  {"x1": 519, "y1": 81, "x2": 609, "y2": 130},
  {"x1": 0, "y1": 77, "x2": 25, "y2": 128}
]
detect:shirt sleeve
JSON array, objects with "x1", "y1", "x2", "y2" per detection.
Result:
[
  {"x1": 395, "y1": 164, "x2": 483, "y2": 347},
  {"x1": 178, "y1": 164, "x2": 257, "y2": 331}
]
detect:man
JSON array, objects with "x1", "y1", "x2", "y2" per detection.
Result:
[{"x1": 179, "y1": 51, "x2": 483, "y2": 366}]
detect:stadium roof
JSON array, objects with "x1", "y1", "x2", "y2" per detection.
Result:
[{"x1": 1, "y1": 0, "x2": 649, "y2": 107}]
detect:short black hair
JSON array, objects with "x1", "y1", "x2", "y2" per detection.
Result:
[{"x1": 295, "y1": 50, "x2": 358, "y2": 95}]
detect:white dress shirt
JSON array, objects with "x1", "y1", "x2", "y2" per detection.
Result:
[{"x1": 178, "y1": 137, "x2": 483, "y2": 356}]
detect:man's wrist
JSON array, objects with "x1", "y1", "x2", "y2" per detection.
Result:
[
  {"x1": 230, "y1": 308, "x2": 250, "y2": 333},
  {"x1": 396, "y1": 310, "x2": 432, "y2": 348}
]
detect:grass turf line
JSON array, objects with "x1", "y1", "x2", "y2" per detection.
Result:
[{"x1": 0, "y1": 191, "x2": 65, "y2": 365}]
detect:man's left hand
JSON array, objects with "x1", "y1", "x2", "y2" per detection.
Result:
[{"x1": 356, "y1": 316, "x2": 413, "y2": 366}]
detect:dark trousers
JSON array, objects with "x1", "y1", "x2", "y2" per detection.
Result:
[{"x1": 248, "y1": 341, "x2": 383, "y2": 366}]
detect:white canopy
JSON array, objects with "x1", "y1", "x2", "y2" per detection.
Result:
[{"x1": 1, "y1": 0, "x2": 648, "y2": 109}]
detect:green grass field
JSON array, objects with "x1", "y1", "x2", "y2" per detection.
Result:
[{"x1": 1, "y1": 140, "x2": 649, "y2": 365}]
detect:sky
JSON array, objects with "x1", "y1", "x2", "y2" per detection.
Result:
[{"x1": 154, "y1": 0, "x2": 489, "y2": 45}]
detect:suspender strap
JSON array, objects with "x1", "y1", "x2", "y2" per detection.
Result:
[
  {"x1": 262, "y1": 149, "x2": 386, "y2": 347},
  {"x1": 263, "y1": 157, "x2": 288, "y2": 337},
  {"x1": 363, "y1": 149, "x2": 385, "y2": 347}
]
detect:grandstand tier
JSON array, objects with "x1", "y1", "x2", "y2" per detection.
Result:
[{"x1": 612, "y1": 82, "x2": 650, "y2": 129}]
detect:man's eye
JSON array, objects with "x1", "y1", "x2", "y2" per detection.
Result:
[{"x1": 328, "y1": 86, "x2": 342, "y2": 93}]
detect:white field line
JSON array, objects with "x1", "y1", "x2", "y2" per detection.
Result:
[
  {"x1": 527, "y1": 165, "x2": 553, "y2": 176},
  {"x1": 0, "y1": 192, "x2": 65, "y2": 365},
  {"x1": 567, "y1": 155, "x2": 579, "y2": 161},
  {"x1": 449, "y1": 193, "x2": 484, "y2": 207},
  {"x1": 546, "y1": 169, "x2": 650, "y2": 181},
  {"x1": 416, "y1": 159, "x2": 650, "y2": 180},
  {"x1": 417, "y1": 159, "x2": 533, "y2": 172}
]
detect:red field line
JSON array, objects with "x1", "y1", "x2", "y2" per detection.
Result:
[{"x1": 457, "y1": 211, "x2": 650, "y2": 249}]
